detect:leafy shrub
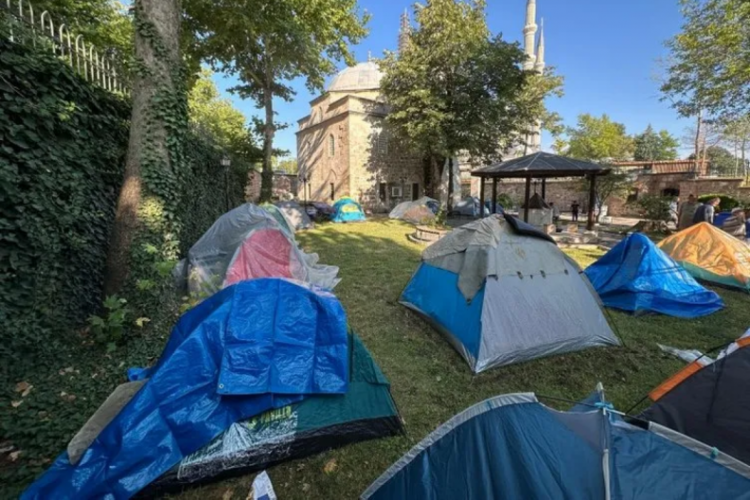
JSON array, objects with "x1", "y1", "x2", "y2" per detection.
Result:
[
  {"x1": 697, "y1": 194, "x2": 740, "y2": 211},
  {"x1": 0, "y1": 34, "x2": 130, "y2": 357},
  {"x1": 88, "y1": 296, "x2": 131, "y2": 349},
  {"x1": 496, "y1": 193, "x2": 514, "y2": 209},
  {"x1": 637, "y1": 195, "x2": 672, "y2": 223}
]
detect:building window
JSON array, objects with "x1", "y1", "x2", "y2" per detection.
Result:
[
  {"x1": 328, "y1": 135, "x2": 335, "y2": 157},
  {"x1": 330, "y1": 182, "x2": 335, "y2": 200},
  {"x1": 412, "y1": 183, "x2": 419, "y2": 201},
  {"x1": 379, "y1": 182, "x2": 387, "y2": 202},
  {"x1": 375, "y1": 130, "x2": 389, "y2": 155}
]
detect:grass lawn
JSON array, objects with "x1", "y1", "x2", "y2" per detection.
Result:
[
  {"x1": 4, "y1": 218, "x2": 749, "y2": 499},
  {"x1": 173, "y1": 218, "x2": 750, "y2": 500}
]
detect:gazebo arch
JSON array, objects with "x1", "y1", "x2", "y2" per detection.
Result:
[{"x1": 472, "y1": 152, "x2": 611, "y2": 230}]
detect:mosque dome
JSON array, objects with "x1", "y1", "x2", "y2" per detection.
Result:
[{"x1": 327, "y1": 61, "x2": 383, "y2": 93}]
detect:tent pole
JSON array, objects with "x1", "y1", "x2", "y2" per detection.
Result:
[
  {"x1": 587, "y1": 174, "x2": 597, "y2": 231},
  {"x1": 479, "y1": 176, "x2": 486, "y2": 218},
  {"x1": 541, "y1": 178, "x2": 546, "y2": 201},
  {"x1": 491, "y1": 178, "x2": 498, "y2": 214},
  {"x1": 524, "y1": 176, "x2": 531, "y2": 222}
]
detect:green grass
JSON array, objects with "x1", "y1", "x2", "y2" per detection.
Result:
[
  {"x1": 172, "y1": 218, "x2": 750, "y2": 500},
  {"x1": 5, "y1": 218, "x2": 750, "y2": 500}
]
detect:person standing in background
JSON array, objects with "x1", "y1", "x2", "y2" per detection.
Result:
[
  {"x1": 571, "y1": 200, "x2": 580, "y2": 222},
  {"x1": 678, "y1": 194, "x2": 699, "y2": 230},
  {"x1": 692, "y1": 197, "x2": 720, "y2": 226}
]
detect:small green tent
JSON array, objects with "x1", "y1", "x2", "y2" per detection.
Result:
[
  {"x1": 148, "y1": 334, "x2": 402, "y2": 492},
  {"x1": 261, "y1": 203, "x2": 295, "y2": 236}
]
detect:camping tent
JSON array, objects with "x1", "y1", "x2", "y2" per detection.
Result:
[
  {"x1": 584, "y1": 233, "x2": 724, "y2": 318},
  {"x1": 389, "y1": 197, "x2": 439, "y2": 223},
  {"x1": 23, "y1": 279, "x2": 350, "y2": 499},
  {"x1": 658, "y1": 222, "x2": 750, "y2": 291},
  {"x1": 275, "y1": 200, "x2": 314, "y2": 231},
  {"x1": 332, "y1": 197, "x2": 366, "y2": 223},
  {"x1": 148, "y1": 334, "x2": 402, "y2": 492},
  {"x1": 261, "y1": 203, "x2": 295, "y2": 235},
  {"x1": 362, "y1": 390, "x2": 750, "y2": 500},
  {"x1": 639, "y1": 332, "x2": 750, "y2": 465},
  {"x1": 400, "y1": 214, "x2": 619, "y2": 373},
  {"x1": 183, "y1": 203, "x2": 339, "y2": 295}
]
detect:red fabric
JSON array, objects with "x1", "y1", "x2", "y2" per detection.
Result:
[{"x1": 224, "y1": 229, "x2": 294, "y2": 286}]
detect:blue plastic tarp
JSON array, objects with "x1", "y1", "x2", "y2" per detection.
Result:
[
  {"x1": 332, "y1": 198, "x2": 366, "y2": 223},
  {"x1": 23, "y1": 279, "x2": 348, "y2": 499},
  {"x1": 584, "y1": 233, "x2": 724, "y2": 318}
]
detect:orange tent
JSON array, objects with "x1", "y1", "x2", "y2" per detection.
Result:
[{"x1": 657, "y1": 222, "x2": 750, "y2": 291}]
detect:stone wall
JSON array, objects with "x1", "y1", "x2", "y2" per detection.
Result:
[
  {"x1": 348, "y1": 112, "x2": 423, "y2": 212},
  {"x1": 245, "y1": 171, "x2": 299, "y2": 202},
  {"x1": 297, "y1": 95, "x2": 351, "y2": 203}
]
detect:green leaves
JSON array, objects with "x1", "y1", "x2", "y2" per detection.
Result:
[
  {"x1": 633, "y1": 125, "x2": 679, "y2": 161},
  {"x1": 566, "y1": 114, "x2": 634, "y2": 162}
]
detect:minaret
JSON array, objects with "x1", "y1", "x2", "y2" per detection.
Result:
[
  {"x1": 398, "y1": 9, "x2": 411, "y2": 54},
  {"x1": 534, "y1": 19, "x2": 545, "y2": 73},
  {"x1": 522, "y1": 0, "x2": 538, "y2": 70}
]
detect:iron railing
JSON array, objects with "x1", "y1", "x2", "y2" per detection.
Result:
[{"x1": 1, "y1": 0, "x2": 128, "y2": 93}]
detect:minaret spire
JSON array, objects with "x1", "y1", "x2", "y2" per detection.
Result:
[
  {"x1": 534, "y1": 18, "x2": 545, "y2": 73},
  {"x1": 522, "y1": 0, "x2": 538, "y2": 70},
  {"x1": 398, "y1": 9, "x2": 411, "y2": 54}
]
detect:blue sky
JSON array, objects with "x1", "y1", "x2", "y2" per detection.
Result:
[{"x1": 213, "y1": 0, "x2": 690, "y2": 158}]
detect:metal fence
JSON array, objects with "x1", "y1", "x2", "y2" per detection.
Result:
[{"x1": 2, "y1": 0, "x2": 128, "y2": 93}]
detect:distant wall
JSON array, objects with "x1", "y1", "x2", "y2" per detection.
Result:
[{"x1": 245, "y1": 171, "x2": 299, "y2": 202}]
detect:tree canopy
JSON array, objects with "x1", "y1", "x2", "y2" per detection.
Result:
[
  {"x1": 689, "y1": 145, "x2": 736, "y2": 175},
  {"x1": 661, "y1": 0, "x2": 750, "y2": 119},
  {"x1": 633, "y1": 125, "x2": 679, "y2": 161},
  {"x1": 184, "y1": 0, "x2": 369, "y2": 201},
  {"x1": 566, "y1": 114, "x2": 633, "y2": 161},
  {"x1": 379, "y1": 0, "x2": 557, "y2": 205}
]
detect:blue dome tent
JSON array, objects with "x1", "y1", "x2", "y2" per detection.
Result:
[
  {"x1": 401, "y1": 215, "x2": 619, "y2": 373},
  {"x1": 332, "y1": 197, "x2": 366, "y2": 223},
  {"x1": 585, "y1": 233, "x2": 724, "y2": 318},
  {"x1": 23, "y1": 279, "x2": 349, "y2": 499},
  {"x1": 362, "y1": 388, "x2": 750, "y2": 500}
]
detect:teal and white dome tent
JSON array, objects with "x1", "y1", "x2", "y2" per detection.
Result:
[{"x1": 400, "y1": 214, "x2": 619, "y2": 373}]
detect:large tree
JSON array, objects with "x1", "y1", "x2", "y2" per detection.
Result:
[
  {"x1": 689, "y1": 145, "x2": 736, "y2": 175},
  {"x1": 380, "y1": 0, "x2": 550, "y2": 209},
  {"x1": 185, "y1": 0, "x2": 368, "y2": 202},
  {"x1": 661, "y1": 0, "x2": 750, "y2": 120},
  {"x1": 105, "y1": 0, "x2": 183, "y2": 294},
  {"x1": 566, "y1": 113, "x2": 633, "y2": 161},
  {"x1": 633, "y1": 125, "x2": 679, "y2": 161}
]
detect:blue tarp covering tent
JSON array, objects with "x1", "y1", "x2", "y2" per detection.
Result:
[
  {"x1": 332, "y1": 197, "x2": 366, "y2": 223},
  {"x1": 585, "y1": 233, "x2": 724, "y2": 318},
  {"x1": 362, "y1": 390, "x2": 750, "y2": 500},
  {"x1": 23, "y1": 279, "x2": 349, "y2": 499}
]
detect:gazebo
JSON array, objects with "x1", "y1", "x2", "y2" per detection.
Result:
[{"x1": 471, "y1": 152, "x2": 611, "y2": 231}]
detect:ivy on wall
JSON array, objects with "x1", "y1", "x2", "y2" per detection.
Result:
[{"x1": 0, "y1": 34, "x2": 130, "y2": 357}]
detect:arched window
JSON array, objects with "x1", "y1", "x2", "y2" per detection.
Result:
[{"x1": 328, "y1": 134, "x2": 335, "y2": 157}]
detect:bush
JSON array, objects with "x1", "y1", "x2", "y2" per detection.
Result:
[
  {"x1": 637, "y1": 195, "x2": 672, "y2": 223},
  {"x1": 697, "y1": 194, "x2": 740, "y2": 211},
  {"x1": 496, "y1": 193, "x2": 514, "y2": 209},
  {"x1": 0, "y1": 35, "x2": 130, "y2": 357}
]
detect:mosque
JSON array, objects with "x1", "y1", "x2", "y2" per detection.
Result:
[{"x1": 296, "y1": 0, "x2": 546, "y2": 212}]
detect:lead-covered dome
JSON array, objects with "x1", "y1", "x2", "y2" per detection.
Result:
[{"x1": 327, "y1": 61, "x2": 383, "y2": 92}]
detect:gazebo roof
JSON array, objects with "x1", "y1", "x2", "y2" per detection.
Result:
[{"x1": 472, "y1": 152, "x2": 611, "y2": 179}]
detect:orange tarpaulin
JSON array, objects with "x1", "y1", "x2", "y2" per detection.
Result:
[{"x1": 657, "y1": 223, "x2": 750, "y2": 290}]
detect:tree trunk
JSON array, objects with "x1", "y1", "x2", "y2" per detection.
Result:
[
  {"x1": 694, "y1": 110, "x2": 702, "y2": 174},
  {"x1": 447, "y1": 156, "x2": 454, "y2": 213},
  {"x1": 104, "y1": 0, "x2": 181, "y2": 296},
  {"x1": 260, "y1": 58, "x2": 274, "y2": 203}
]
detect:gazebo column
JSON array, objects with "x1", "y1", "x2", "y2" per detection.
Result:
[
  {"x1": 491, "y1": 178, "x2": 498, "y2": 214},
  {"x1": 541, "y1": 178, "x2": 547, "y2": 201},
  {"x1": 479, "y1": 176, "x2": 485, "y2": 218},
  {"x1": 587, "y1": 173, "x2": 597, "y2": 231},
  {"x1": 523, "y1": 176, "x2": 531, "y2": 222}
]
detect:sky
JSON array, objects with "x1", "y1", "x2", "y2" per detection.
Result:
[{"x1": 213, "y1": 0, "x2": 691, "y2": 159}]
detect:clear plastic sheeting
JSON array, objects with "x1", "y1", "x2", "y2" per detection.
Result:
[
  {"x1": 657, "y1": 344, "x2": 712, "y2": 365},
  {"x1": 275, "y1": 201, "x2": 314, "y2": 230},
  {"x1": 184, "y1": 204, "x2": 339, "y2": 295},
  {"x1": 389, "y1": 197, "x2": 439, "y2": 223}
]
